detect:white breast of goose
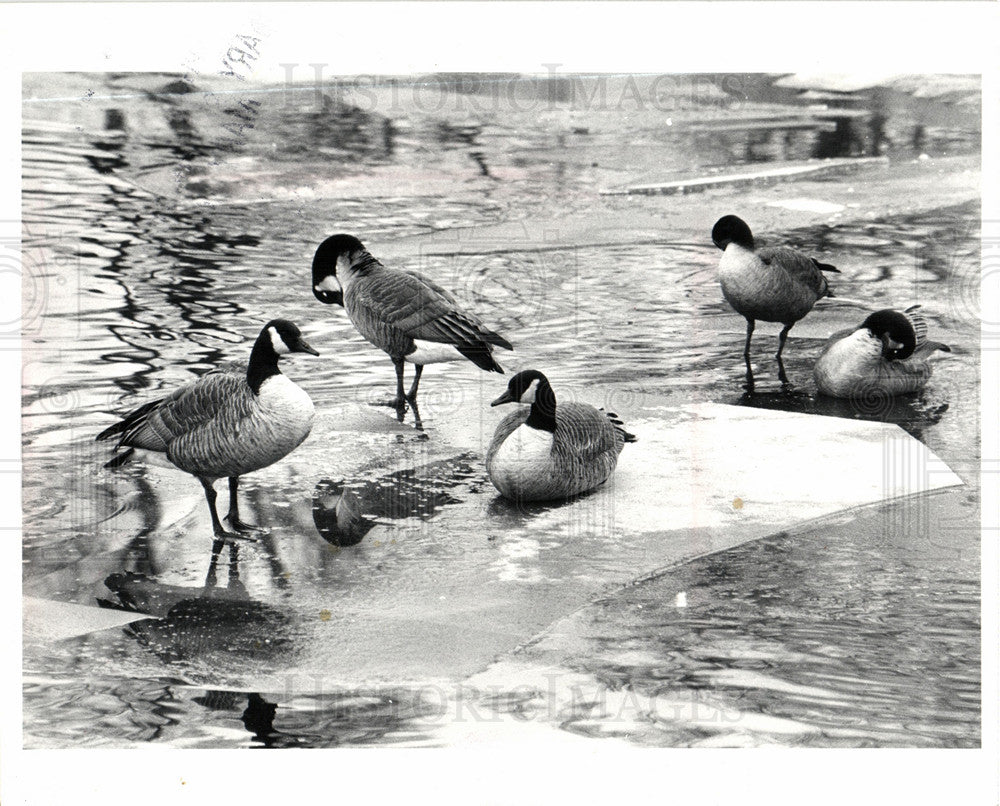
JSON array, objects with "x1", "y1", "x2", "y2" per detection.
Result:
[
  {"x1": 490, "y1": 423, "x2": 557, "y2": 494},
  {"x1": 718, "y1": 246, "x2": 768, "y2": 306},
  {"x1": 814, "y1": 332, "x2": 881, "y2": 397},
  {"x1": 247, "y1": 374, "x2": 316, "y2": 460}
]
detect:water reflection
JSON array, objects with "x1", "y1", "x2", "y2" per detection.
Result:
[
  {"x1": 99, "y1": 542, "x2": 293, "y2": 665},
  {"x1": 734, "y1": 387, "x2": 950, "y2": 443},
  {"x1": 312, "y1": 451, "x2": 480, "y2": 546},
  {"x1": 312, "y1": 481, "x2": 373, "y2": 546}
]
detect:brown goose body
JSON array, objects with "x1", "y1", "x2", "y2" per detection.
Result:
[
  {"x1": 97, "y1": 320, "x2": 318, "y2": 541},
  {"x1": 343, "y1": 263, "x2": 510, "y2": 370},
  {"x1": 712, "y1": 215, "x2": 839, "y2": 387},
  {"x1": 312, "y1": 235, "x2": 512, "y2": 409},
  {"x1": 111, "y1": 369, "x2": 315, "y2": 480},
  {"x1": 813, "y1": 306, "x2": 951, "y2": 398},
  {"x1": 487, "y1": 404, "x2": 628, "y2": 502},
  {"x1": 719, "y1": 244, "x2": 832, "y2": 324},
  {"x1": 486, "y1": 370, "x2": 635, "y2": 503}
]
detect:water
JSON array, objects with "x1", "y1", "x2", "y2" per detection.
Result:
[{"x1": 22, "y1": 73, "x2": 980, "y2": 748}]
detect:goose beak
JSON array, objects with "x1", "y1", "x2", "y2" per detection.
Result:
[
  {"x1": 491, "y1": 389, "x2": 516, "y2": 407},
  {"x1": 295, "y1": 337, "x2": 320, "y2": 356}
]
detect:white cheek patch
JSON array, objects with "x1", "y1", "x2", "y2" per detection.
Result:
[
  {"x1": 315, "y1": 275, "x2": 341, "y2": 294},
  {"x1": 268, "y1": 326, "x2": 290, "y2": 354},
  {"x1": 521, "y1": 379, "x2": 539, "y2": 404},
  {"x1": 336, "y1": 254, "x2": 353, "y2": 276}
]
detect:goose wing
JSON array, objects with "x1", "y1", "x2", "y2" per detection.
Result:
[
  {"x1": 555, "y1": 403, "x2": 619, "y2": 460},
  {"x1": 758, "y1": 246, "x2": 835, "y2": 297},
  {"x1": 97, "y1": 370, "x2": 252, "y2": 452},
  {"x1": 817, "y1": 326, "x2": 858, "y2": 358},
  {"x1": 356, "y1": 267, "x2": 513, "y2": 351}
]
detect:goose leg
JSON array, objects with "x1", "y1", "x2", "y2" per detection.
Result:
[
  {"x1": 393, "y1": 358, "x2": 406, "y2": 405},
  {"x1": 406, "y1": 364, "x2": 423, "y2": 403},
  {"x1": 409, "y1": 397, "x2": 425, "y2": 432},
  {"x1": 776, "y1": 323, "x2": 793, "y2": 385},
  {"x1": 225, "y1": 476, "x2": 265, "y2": 536},
  {"x1": 200, "y1": 478, "x2": 251, "y2": 544},
  {"x1": 743, "y1": 318, "x2": 756, "y2": 393},
  {"x1": 373, "y1": 357, "x2": 408, "y2": 411}
]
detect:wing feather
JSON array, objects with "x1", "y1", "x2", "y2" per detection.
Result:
[
  {"x1": 758, "y1": 246, "x2": 833, "y2": 297},
  {"x1": 353, "y1": 265, "x2": 513, "y2": 351},
  {"x1": 98, "y1": 370, "x2": 251, "y2": 454}
]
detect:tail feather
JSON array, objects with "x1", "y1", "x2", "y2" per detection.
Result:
[
  {"x1": 923, "y1": 340, "x2": 951, "y2": 354},
  {"x1": 901, "y1": 304, "x2": 929, "y2": 347},
  {"x1": 603, "y1": 409, "x2": 637, "y2": 443},
  {"x1": 479, "y1": 327, "x2": 513, "y2": 351},
  {"x1": 456, "y1": 343, "x2": 505, "y2": 373},
  {"x1": 96, "y1": 398, "x2": 163, "y2": 445},
  {"x1": 812, "y1": 259, "x2": 839, "y2": 273}
]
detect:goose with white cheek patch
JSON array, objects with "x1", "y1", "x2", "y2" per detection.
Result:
[
  {"x1": 486, "y1": 370, "x2": 637, "y2": 503},
  {"x1": 712, "y1": 215, "x2": 839, "y2": 388},
  {"x1": 814, "y1": 305, "x2": 951, "y2": 398},
  {"x1": 96, "y1": 319, "x2": 319, "y2": 543},
  {"x1": 312, "y1": 234, "x2": 513, "y2": 408}
]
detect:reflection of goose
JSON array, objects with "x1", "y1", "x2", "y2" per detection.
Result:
[
  {"x1": 312, "y1": 481, "x2": 373, "y2": 546},
  {"x1": 312, "y1": 453, "x2": 479, "y2": 544},
  {"x1": 97, "y1": 320, "x2": 318, "y2": 543},
  {"x1": 487, "y1": 370, "x2": 636, "y2": 502},
  {"x1": 99, "y1": 541, "x2": 291, "y2": 664},
  {"x1": 814, "y1": 306, "x2": 951, "y2": 397},
  {"x1": 712, "y1": 215, "x2": 839, "y2": 389},
  {"x1": 312, "y1": 235, "x2": 513, "y2": 409}
]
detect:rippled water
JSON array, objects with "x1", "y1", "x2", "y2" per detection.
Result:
[{"x1": 22, "y1": 73, "x2": 980, "y2": 748}]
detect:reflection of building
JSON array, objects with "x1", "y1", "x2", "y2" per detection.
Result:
[{"x1": 773, "y1": 73, "x2": 981, "y2": 157}]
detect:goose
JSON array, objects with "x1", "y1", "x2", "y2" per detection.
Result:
[
  {"x1": 486, "y1": 369, "x2": 636, "y2": 502},
  {"x1": 96, "y1": 319, "x2": 319, "y2": 543},
  {"x1": 311, "y1": 234, "x2": 512, "y2": 408},
  {"x1": 712, "y1": 215, "x2": 839, "y2": 389},
  {"x1": 814, "y1": 305, "x2": 951, "y2": 398}
]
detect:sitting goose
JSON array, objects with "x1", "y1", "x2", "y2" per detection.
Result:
[
  {"x1": 712, "y1": 215, "x2": 839, "y2": 389},
  {"x1": 96, "y1": 320, "x2": 319, "y2": 542},
  {"x1": 814, "y1": 305, "x2": 951, "y2": 398},
  {"x1": 486, "y1": 369, "x2": 636, "y2": 502},
  {"x1": 311, "y1": 234, "x2": 512, "y2": 408}
]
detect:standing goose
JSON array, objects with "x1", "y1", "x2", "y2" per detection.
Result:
[
  {"x1": 814, "y1": 305, "x2": 951, "y2": 398},
  {"x1": 712, "y1": 215, "x2": 839, "y2": 389},
  {"x1": 486, "y1": 369, "x2": 636, "y2": 502},
  {"x1": 311, "y1": 234, "x2": 513, "y2": 409},
  {"x1": 97, "y1": 319, "x2": 319, "y2": 542}
]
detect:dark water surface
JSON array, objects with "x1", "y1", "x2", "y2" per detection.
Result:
[{"x1": 22, "y1": 74, "x2": 980, "y2": 747}]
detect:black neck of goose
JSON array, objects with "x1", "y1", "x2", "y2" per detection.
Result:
[
  {"x1": 351, "y1": 251, "x2": 381, "y2": 275},
  {"x1": 247, "y1": 335, "x2": 282, "y2": 395},
  {"x1": 525, "y1": 380, "x2": 557, "y2": 433}
]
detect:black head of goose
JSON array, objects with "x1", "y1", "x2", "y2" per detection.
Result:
[
  {"x1": 814, "y1": 305, "x2": 951, "y2": 398},
  {"x1": 486, "y1": 369, "x2": 636, "y2": 503},
  {"x1": 311, "y1": 234, "x2": 513, "y2": 410},
  {"x1": 712, "y1": 215, "x2": 840, "y2": 389},
  {"x1": 97, "y1": 319, "x2": 319, "y2": 543}
]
